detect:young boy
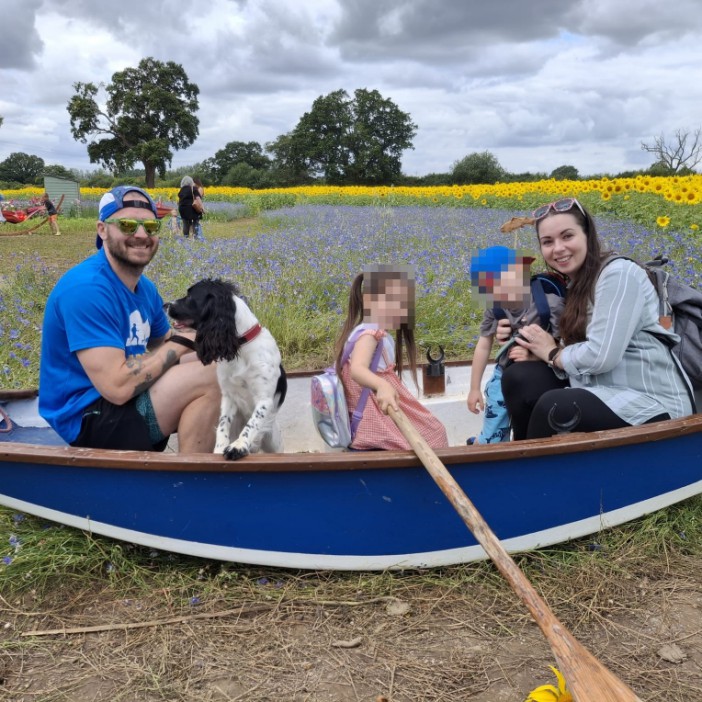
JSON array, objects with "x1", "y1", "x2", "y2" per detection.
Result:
[{"x1": 467, "y1": 245, "x2": 565, "y2": 444}]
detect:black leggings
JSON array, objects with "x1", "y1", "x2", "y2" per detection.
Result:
[{"x1": 501, "y1": 361, "x2": 669, "y2": 440}]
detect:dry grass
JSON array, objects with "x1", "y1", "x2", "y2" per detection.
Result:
[{"x1": 1, "y1": 505, "x2": 701, "y2": 701}]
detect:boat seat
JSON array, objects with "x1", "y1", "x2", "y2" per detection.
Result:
[{"x1": 0, "y1": 408, "x2": 68, "y2": 446}]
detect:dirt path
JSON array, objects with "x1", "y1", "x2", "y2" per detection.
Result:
[{"x1": 1, "y1": 550, "x2": 700, "y2": 701}]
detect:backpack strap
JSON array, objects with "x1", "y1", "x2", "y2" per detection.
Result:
[
  {"x1": 343, "y1": 331, "x2": 386, "y2": 438},
  {"x1": 530, "y1": 277, "x2": 551, "y2": 330}
]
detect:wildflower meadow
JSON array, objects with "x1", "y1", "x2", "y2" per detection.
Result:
[{"x1": 2, "y1": 176, "x2": 702, "y2": 388}]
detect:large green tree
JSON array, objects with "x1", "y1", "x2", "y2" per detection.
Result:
[
  {"x1": 550, "y1": 164, "x2": 579, "y2": 181},
  {"x1": 67, "y1": 57, "x2": 199, "y2": 187},
  {"x1": 207, "y1": 140, "x2": 271, "y2": 183},
  {"x1": 43, "y1": 164, "x2": 77, "y2": 180},
  {"x1": 451, "y1": 151, "x2": 505, "y2": 185},
  {"x1": 269, "y1": 89, "x2": 417, "y2": 185},
  {"x1": 0, "y1": 152, "x2": 45, "y2": 183}
]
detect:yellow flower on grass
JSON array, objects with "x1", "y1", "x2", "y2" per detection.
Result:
[
  {"x1": 525, "y1": 667, "x2": 573, "y2": 702},
  {"x1": 656, "y1": 216, "x2": 671, "y2": 228},
  {"x1": 601, "y1": 191, "x2": 611, "y2": 201},
  {"x1": 691, "y1": 223, "x2": 699, "y2": 231}
]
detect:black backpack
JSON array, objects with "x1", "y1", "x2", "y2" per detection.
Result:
[{"x1": 603, "y1": 255, "x2": 702, "y2": 389}]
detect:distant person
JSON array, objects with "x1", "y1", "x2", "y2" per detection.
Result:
[
  {"x1": 39, "y1": 185, "x2": 220, "y2": 452},
  {"x1": 177, "y1": 176, "x2": 204, "y2": 240},
  {"x1": 42, "y1": 193, "x2": 61, "y2": 236},
  {"x1": 500, "y1": 198, "x2": 694, "y2": 439},
  {"x1": 192, "y1": 177, "x2": 205, "y2": 240},
  {"x1": 467, "y1": 246, "x2": 565, "y2": 444}
]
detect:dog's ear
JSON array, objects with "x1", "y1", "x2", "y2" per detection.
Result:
[{"x1": 195, "y1": 285, "x2": 241, "y2": 364}]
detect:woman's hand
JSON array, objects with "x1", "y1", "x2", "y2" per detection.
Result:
[
  {"x1": 513, "y1": 323, "x2": 558, "y2": 363},
  {"x1": 375, "y1": 379, "x2": 400, "y2": 414}
]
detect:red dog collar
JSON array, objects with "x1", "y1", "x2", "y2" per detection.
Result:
[{"x1": 238, "y1": 323, "x2": 262, "y2": 344}]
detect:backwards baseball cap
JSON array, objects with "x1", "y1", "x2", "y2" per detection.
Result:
[{"x1": 96, "y1": 185, "x2": 159, "y2": 249}]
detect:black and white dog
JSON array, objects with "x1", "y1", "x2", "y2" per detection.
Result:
[{"x1": 166, "y1": 279, "x2": 287, "y2": 460}]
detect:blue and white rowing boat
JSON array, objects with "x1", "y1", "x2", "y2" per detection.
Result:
[{"x1": 1, "y1": 365, "x2": 700, "y2": 571}]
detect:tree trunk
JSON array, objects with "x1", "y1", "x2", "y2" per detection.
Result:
[{"x1": 144, "y1": 162, "x2": 156, "y2": 188}]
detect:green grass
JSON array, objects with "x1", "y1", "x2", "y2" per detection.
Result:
[{"x1": 1, "y1": 207, "x2": 700, "y2": 604}]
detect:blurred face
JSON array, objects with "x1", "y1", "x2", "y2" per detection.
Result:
[
  {"x1": 537, "y1": 213, "x2": 588, "y2": 278},
  {"x1": 492, "y1": 263, "x2": 530, "y2": 305},
  {"x1": 96, "y1": 194, "x2": 160, "y2": 272},
  {"x1": 364, "y1": 276, "x2": 414, "y2": 329}
]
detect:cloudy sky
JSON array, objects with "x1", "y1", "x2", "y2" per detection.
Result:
[{"x1": 2, "y1": 0, "x2": 702, "y2": 178}]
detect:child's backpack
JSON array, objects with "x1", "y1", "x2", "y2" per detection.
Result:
[
  {"x1": 311, "y1": 332, "x2": 384, "y2": 448},
  {"x1": 310, "y1": 370, "x2": 353, "y2": 448},
  {"x1": 529, "y1": 272, "x2": 568, "y2": 332},
  {"x1": 604, "y1": 255, "x2": 702, "y2": 389}
]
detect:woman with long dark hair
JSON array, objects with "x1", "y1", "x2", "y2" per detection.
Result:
[{"x1": 500, "y1": 198, "x2": 693, "y2": 439}]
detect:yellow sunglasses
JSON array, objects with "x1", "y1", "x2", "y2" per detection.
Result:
[{"x1": 104, "y1": 218, "x2": 162, "y2": 236}]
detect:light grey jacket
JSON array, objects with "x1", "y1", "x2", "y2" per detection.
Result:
[{"x1": 559, "y1": 259, "x2": 693, "y2": 424}]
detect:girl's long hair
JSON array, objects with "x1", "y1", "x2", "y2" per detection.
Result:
[
  {"x1": 537, "y1": 205, "x2": 610, "y2": 344},
  {"x1": 334, "y1": 272, "x2": 418, "y2": 385}
]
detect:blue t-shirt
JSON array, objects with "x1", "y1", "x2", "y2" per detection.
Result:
[{"x1": 39, "y1": 249, "x2": 171, "y2": 443}]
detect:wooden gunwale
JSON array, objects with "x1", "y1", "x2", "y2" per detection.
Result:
[{"x1": 1, "y1": 414, "x2": 700, "y2": 473}]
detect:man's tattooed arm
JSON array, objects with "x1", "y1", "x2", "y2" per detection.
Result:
[{"x1": 127, "y1": 348, "x2": 181, "y2": 398}]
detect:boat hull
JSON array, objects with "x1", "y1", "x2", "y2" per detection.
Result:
[{"x1": 2, "y1": 394, "x2": 701, "y2": 570}]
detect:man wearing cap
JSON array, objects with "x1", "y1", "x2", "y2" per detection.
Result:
[{"x1": 39, "y1": 185, "x2": 220, "y2": 452}]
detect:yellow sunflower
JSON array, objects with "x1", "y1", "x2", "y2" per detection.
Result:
[
  {"x1": 525, "y1": 667, "x2": 573, "y2": 702},
  {"x1": 656, "y1": 215, "x2": 671, "y2": 227}
]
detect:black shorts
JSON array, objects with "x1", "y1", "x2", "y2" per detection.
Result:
[{"x1": 71, "y1": 395, "x2": 169, "y2": 452}]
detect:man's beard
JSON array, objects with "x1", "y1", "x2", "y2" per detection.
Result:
[{"x1": 105, "y1": 237, "x2": 157, "y2": 274}]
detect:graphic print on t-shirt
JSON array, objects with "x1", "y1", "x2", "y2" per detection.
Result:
[{"x1": 125, "y1": 310, "x2": 151, "y2": 354}]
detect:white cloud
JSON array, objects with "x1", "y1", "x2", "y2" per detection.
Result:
[{"x1": 0, "y1": 0, "x2": 701, "y2": 177}]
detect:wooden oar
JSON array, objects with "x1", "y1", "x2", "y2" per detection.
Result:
[{"x1": 388, "y1": 406, "x2": 642, "y2": 702}]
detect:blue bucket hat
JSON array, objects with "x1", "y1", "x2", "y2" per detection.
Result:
[
  {"x1": 96, "y1": 185, "x2": 159, "y2": 249},
  {"x1": 470, "y1": 246, "x2": 536, "y2": 291}
]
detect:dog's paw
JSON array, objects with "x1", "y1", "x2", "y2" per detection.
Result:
[{"x1": 223, "y1": 443, "x2": 250, "y2": 461}]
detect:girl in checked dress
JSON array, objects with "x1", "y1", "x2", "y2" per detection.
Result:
[{"x1": 334, "y1": 265, "x2": 448, "y2": 450}]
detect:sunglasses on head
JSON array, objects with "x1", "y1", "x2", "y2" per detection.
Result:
[
  {"x1": 104, "y1": 218, "x2": 162, "y2": 236},
  {"x1": 532, "y1": 198, "x2": 586, "y2": 220}
]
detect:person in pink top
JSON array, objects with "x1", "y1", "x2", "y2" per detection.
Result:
[{"x1": 333, "y1": 264, "x2": 448, "y2": 451}]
